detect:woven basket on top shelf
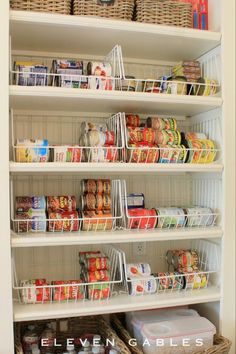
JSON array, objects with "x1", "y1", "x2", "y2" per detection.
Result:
[
  {"x1": 135, "y1": 0, "x2": 192, "y2": 28},
  {"x1": 15, "y1": 315, "x2": 132, "y2": 354},
  {"x1": 10, "y1": 0, "x2": 71, "y2": 15},
  {"x1": 111, "y1": 314, "x2": 232, "y2": 354},
  {"x1": 73, "y1": 0, "x2": 135, "y2": 21}
]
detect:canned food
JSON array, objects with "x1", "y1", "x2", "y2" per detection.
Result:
[
  {"x1": 126, "y1": 263, "x2": 151, "y2": 278},
  {"x1": 185, "y1": 207, "x2": 214, "y2": 227},
  {"x1": 52, "y1": 145, "x2": 81, "y2": 162},
  {"x1": 172, "y1": 250, "x2": 199, "y2": 270},
  {"x1": 48, "y1": 211, "x2": 79, "y2": 232},
  {"x1": 87, "y1": 61, "x2": 112, "y2": 77},
  {"x1": 185, "y1": 273, "x2": 208, "y2": 289},
  {"x1": 143, "y1": 80, "x2": 161, "y2": 93},
  {"x1": 128, "y1": 127, "x2": 155, "y2": 145},
  {"x1": 52, "y1": 280, "x2": 84, "y2": 301},
  {"x1": 128, "y1": 208, "x2": 157, "y2": 229},
  {"x1": 195, "y1": 78, "x2": 218, "y2": 96},
  {"x1": 186, "y1": 139, "x2": 216, "y2": 164},
  {"x1": 47, "y1": 196, "x2": 76, "y2": 212},
  {"x1": 127, "y1": 144, "x2": 159, "y2": 163},
  {"x1": 20, "y1": 279, "x2": 50, "y2": 304},
  {"x1": 156, "y1": 272, "x2": 185, "y2": 290},
  {"x1": 158, "y1": 145, "x2": 187, "y2": 164},
  {"x1": 16, "y1": 196, "x2": 46, "y2": 212},
  {"x1": 156, "y1": 208, "x2": 186, "y2": 229},
  {"x1": 82, "y1": 211, "x2": 113, "y2": 231},
  {"x1": 167, "y1": 76, "x2": 187, "y2": 95},
  {"x1": 86, "y1": 256, "x2": 109, "y2": 272},
  {"x1": 30, "y1": 210, "x2": 47, "y2": 232},
  {"x1": 87, "y1": 283, "x2": 110, "y2": 300},
  {"x1": 81, "y1": 179, "x2": 111, "y2": 195},
  {"x1": 16, "y1": 139, "x2": 49, "y2": 163},
  {"x1": 88, "y1": 76, "x2": 114, "y2": 90},
  {"x1": 88, "y1": 130, "x2": 115, "y2": 146},
  {"x1": 82, "y1": 193, "x2": 111, "y2": 211},
  {"x1": 119, "y1": 76, "x2": 136, "y2": 92},
  {"x1": 154, "y1": 130, "x2": 181, "y2": 145},
  {"x1": 79, "y1": 251, "x2": 102, "y2": 264},
  {"x1": 126, "y1": 114, "x2": 140, "y2": 127},
  {"x1": 86, "y1": 270, "x2": 110, "y2": 283},
  {"x1": 15, "y1": 212, "x2": 32, "y2": 233},
  {"x1": 127, "y1": 193, "x2": 145, "y2": 209},
  {"x1": 185, "y1": 132, "x2": 208, "y2": 140},
  {"x1": 128, "y1": 276, "x2": 157, "y2": 295},
  {"x1": 146, "y1": 117, "x2": 177, "y2": 131},
  {"x1": 88, "y1": 146, "x2": 118, "y2": 162},
  {"x1": 81, "y1": 122, "x2": 107, "y2": 133}
]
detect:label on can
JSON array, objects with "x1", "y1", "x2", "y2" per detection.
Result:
[
  {"x1": 154, "y1": 130, "x2": 181, "y2": 145},
  {"x1": 52, "y1": 280, "x2": 84, "y2": 301},
  {"x1": 126, "y1": 114, "x2": 140, "y2": 127},
  {"x1": 30, "y1": 210, "x2": 47, "y2": 232},
  {"x1": 185, "y1": 207, "x2": 214, "y2": 227},
  {"x1": 185, "y1": 273, "x2": 207, "y2": 289},
  {"x1": 127, "y1": 194, "x2": 145, "y2": 208},
  {"x1": 157, "y1": 272, "x2": 185, "y2": 291},
  {"x1": 47, "y1": 196, "x2": 76, "y2": 212},
  {"x1": 126, "y1": 263, "x2": 151, "y2": 278},
  {"x1": 82, "y1": 193, "x2": 111, "y2": 211},
  {"x1": 87, "y1": 283, "x2": 110, "y2": 300},
  {"x1": 147, "y1": 117, "x2": 177, "y2": 131},
  {"x1": 128, "y1": 208, "x2": 157, "y2": 229},
  {"x1": 156, "y1": 208, "x2": 186, "y2": 228},
  {"x1": 82, "y1": 211, "x2": 113, "y2": 231},
  {"x1": 128, "y1": 276, "x2": 157, "y2": 295},
  {"x1": 86, "y1": 270, "x2": 110, "y2": 282},
  {"x1": 20, "y1": 279, "x2": 50, "y2": 304},
  {"x1": 52, "y1": 145, "x2": 81, "y2": 162},
  {"x1": 86, "y1": 257, "x2": 110, "y2": 272},
  {"x1": 127, "y1": 144, "x2": 159, "y2": 163},
  {"x1": 48, "y1": 211, "x2": 79, "y2": 232}
]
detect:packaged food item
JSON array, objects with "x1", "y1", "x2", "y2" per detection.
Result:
[
  {"x1": 195, "y1": 77, "x2": 218, "y2": 96},
  {"x1": 52, "y1": 59, "x2": 84, "y2": 88},
  {"x1": 20, "y1": 279, "x2": 50, "y2": 304},
  {"x1": 127, "y1": 193, "x2": 145, "y2": 209},
  {"x1": 16, "y1": 139, "x2": 49, "y2": 163},
  {"x1": 81, "y1": 122, "x2": 108, "y2": 133},
  {"x1": 52, "y1": 280, "x2": 84, "y2": 301},
  {"x1": 85, "y1": 256, "x2": 110, "y2": 272},
  {"x1": 85, "y1": 270, "x2": 110, "y2": 283},
  {"x1": 126, "y1": 263, "x2": 151, "y2": 278},
  {"x1": 87, "y1": 130, "x2": 115, "y2": 146},
  {"x1": 47, "y1": 196, "x2": 76, "y2": 212},
  {"x1": 185, "y1": 132, "x2": 208, "y2": 140},
  {"x1": 22, "y1": 325, "x2": 39, "y2": 354},
  {"x1": 81, "y1": 179, "x2": 111, "y2": 195},
  {"x1": 167, "y1": 76, "x2": 188, "y2": 95},
  {"x1": 126, "y1": 114, "x2": 140, "y2": 127},
  {"x1": 156, "y1": 272, "x2": 185, "y2": 290},
  {"x1": 31, "y1": 210, "x2": 47, "y2": 232},
  {"x1": 185, "y1": 138, "x2": 216, "y2": 163},
  {"x1": 127, "y1": 144, "x2": 159, "y2": 163},
  {"x1": 87, "y1": 62, "x2": 112, "y2": 77},
  {"x1": 128, "y1": 208, "x2": 157, "y2": 229},
  {"x1": 143, "y1": 79, "x2": 161, "y2": 93},
  {"x1": 185, "y1": 273, "x2": 208, "y2": 289},
  {"x1": 87, "y1": 283, "x2": 110, "y2": 300},
  {"x1": 52, "y1": 145, "x2": 81, "y2": 162},
  {"x1": 158, "y1": 144, "x2": 188, "y2": 164},
  {"x1": 166, "y1": 249, "x2": 199, "y2": 270},
  {"x1": 128, "y1": 276, "x2": 157, "y2": 295},
  {"x1": 128, "y1": 127, "x2": 155, "y2": 145},
  {"x1": 118, "y1": 76, "x2": 136, "y2": 91},
  {"x1": 79, "y1": 251, "x2": 102, "y2": 264},
  {"x1": 14, "y1": 212, "x2": 32, "y2": 233},
  {"x1": 156, "y1": 208, "x2": 186, "y2": 228},
  {"x1": 15, "y1": 196, "x2": 32, "y2": 212},
  {"x1": 14, "y1": 61, "x2": 48, "y2": 86},
  {"x1": 154, "y1": 130, "x2": 181, "y2": 145},
  {"x1": 82, "y1": 211, "x2": 113, "y2": 231},
  {"x1": 87, "y1": 146, "x2": 118, "y2": 162},
  {"x1": 185, "y1": 206, "x2": 214, "y2": 226},
  {"x1": 146, "y1": 117, "x2": 177, "y2": 131},
  {"x1": 87, "y1": 62, "x2": 113, "y2": 90},
  {"x1": 82, "y1": 193, "x2": 111, "y2": 211},
  {"x1": 48, "y1": 211, "x2": 79, "y2": 232}
]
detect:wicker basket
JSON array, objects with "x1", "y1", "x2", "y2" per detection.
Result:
[
  {"x1": 10, "y1": 0, "x2": 71, "y2": 15},
  {"x1": 135, "y1": 0, "x2": 192, "y2": 28},
  {"x1": 111, "y1": 314, "x2": 232, "y2": 354},
  {"x1": 15, "y1": 315, "x2": 132, "y2": 354},
  {"x1": 73, "y1": 0, "x2": 135, "y2": 21}
]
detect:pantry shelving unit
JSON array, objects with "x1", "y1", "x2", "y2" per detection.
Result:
[{"x1": 0, "y1": 1, "x2": 235, "y2": 353}]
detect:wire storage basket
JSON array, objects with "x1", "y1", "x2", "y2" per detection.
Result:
[
  {"x1": 15, "y1": 315, "x2": 132, "y2": 354},
  {"x1": 135, "y1": 0, "x2": 192, "y2": 28},
  {"x1": 73, "y1": 0, "x2": 135, "y2": 21},
  {"x1": 10, "y1": 0, "x2": 72, "y2": 15},
  {"x1": 111, "y1": 314, "x2": 232, "y2": 354}
]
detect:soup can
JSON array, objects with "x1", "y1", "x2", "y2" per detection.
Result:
[
  {"x1": 48, "y1": 211, "x2": 79, "y2": 232},
  {"x1": 15, "y1": 212, "x2": 32, "y2": 233},
  {"x1": 158, "y1": 145, "x2": 187, "y2": 164},
  {"x1": 85, "y1": 270, "x2": 110, "y2": 283},
  {"x1": 52, "y1": 145, "x2": 81, "y2": 162},
  {"x1": 88, "y1": 130, "x2": 115, "y2": 146},
  {"x1": 47, "y1": 196, "x2": 76, "y2": 212},
  {"x1": 82, "y1": 193, "x2": 111, "y2": 211},
  {"x1": 126, "y1": 263, "x2": 151, "y2": 278},
  {"x1": 87, "y1": 283, "x2": 110, "y2": 300},
  {"x1": 87, "y1": 146, "x2": 118, "y2": 162},
  {"x1": 119, "y1": 76, "x2": 136, "y2": 92},
  {"x1": 186, "y1": 139, "x2": 216, "y2": 164},
  {"x1": 185, "y1": 273, "x2": 208, "y2": 289},
  {"x1": 15, "y1": 197, "x2": 32, "y2": 212},
  {"x1": 20, "y1": 279, "x2": 50, "y2": 304},
  {"x1": 31, "y1": 210, "x2": 47, "y2": 232},
  {"x1": 147, "y1": 117, "x2": 177, "y2": 131},
  {"x1": 154, "y1": 130, "x2": 181, "y2": 145},
  {"x1": 128, "y1": 276, "x2": 157, "y2": 295},
  {"x1": 81, "y1": 179, "x2": 111, "y2": 195},
  {"x1": 185, "y1": 207, "x2": 214, "y2": 227},
  {"x1": 156, "y1": 208, "x2": 186, "y2": 229},
  {"x1": 172, "y1": 250, "x2": 199, "y2": 270},
  {"x1": 128, "y1": 208, "x2": 157, "y2": 229},
  {"x1": 79, "y1": 251, "x2": 102, "y2": 264},
  {"x1": 85, "y1": 256, "x2": 110, "y2": 272},
  {"x1": 52, "y1": 280, "x2": 84, "y2": 301},
  {"x1": 128, "y1": 127, "x2": 155, "y2": 145},
  {"x1": 82, "y1": 211, "x2": 113, "y2": 231},
  {"x1": 156, "y1": 272, "x2": 185, "y2": 291},
  {"x1": 195, "y1": 78, "x2": 218, "y2": 96},
  {"x1": 127, "y1": 144, "x2": 159, "y2": 163},
  {"x1": 185, "y1": 132, "x2": 208, "y2": 140},
  {"x1": 126, "y1": 114, "x2": 140, "y2": 127}
]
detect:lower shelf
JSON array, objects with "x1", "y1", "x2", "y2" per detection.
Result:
[
  {"x1": 11, "y1": 227, "x2": 223, "y2": 247},
  {"x1": 13, "y1": 287, "x2": 221, "y2": 322}
]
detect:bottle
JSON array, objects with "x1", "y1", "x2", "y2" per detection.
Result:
[
  {"x1": 66, "y1": 345, "x2": 76, "y2": 354},
  {"x1": 22, "y1": 325, "x2": 39, "y2": 354},
  {"x1": 40, "y1": 323, "x2": 56, "y2": 354}
]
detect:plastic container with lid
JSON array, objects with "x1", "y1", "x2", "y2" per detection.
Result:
[{"x1": 140, "y1": 316, "x2": 216, "y2": 354}]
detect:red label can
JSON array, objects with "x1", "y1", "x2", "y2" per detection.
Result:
[
  {"x1": 48, "y1": 211, "x2": 79, "y2": 232},
  {"x1": 82, "y1": 211, "x2": 113, "y2": 231},
  {"x1": 86, "y1": 257, "x2": 110, "y2": 272},
  {"x1": 47, "y1": 196, "x2": 76, "y2": 212},
  {"x1": 128, "y1": 208, "x2": 157, "y2": 229},
  {"x1": 86, "y1": 270, "x2": 110, "y2": 282},
  {"x1": 20, "y1": 279, "x2": 50, "y2": 304},
  {"x1": 52, "y1": 280, "x2": 84, "y2": 301}
]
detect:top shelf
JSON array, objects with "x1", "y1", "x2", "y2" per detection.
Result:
[{"x1": 10, "y1": 11, "x2": 221, "y2": 61}]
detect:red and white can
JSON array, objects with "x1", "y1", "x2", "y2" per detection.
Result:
[
  {"x1": 48, "y1": 211, "x2": 79, "y2": 232},
  {"x1": 128, "y1": 208, "x2": 157, "y2": 229},
  {"x1": 47, "y1": 196, "x2": 76, "y2": 212}
]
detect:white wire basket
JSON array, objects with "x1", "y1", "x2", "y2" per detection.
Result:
[
  {"x1": 13, "y1": 245, "x2": 124, "y2": 304},
  {"x1": 121, "y1": 180, "x2": 219, "y2": 231},
  {"x1": 120, "y1": 239, "x2": 221, "y2": 296},
  {"x1": 11, "y1": 180, "x2": 125, "y2": 234}
]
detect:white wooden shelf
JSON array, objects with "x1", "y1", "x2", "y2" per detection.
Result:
[
  {"x1": 11, "y1": 227, "x2": 223, "y2": 248},
  {"x1": 13, "y1": 287, "x2": 221, "y2": 322},
  {"x1": 9, "y1": 162, "x2": 224, "y2": 174},
  {"x1": 10, "y1": 10, "x2": 221, "y2": 61},
  {"x1": 9, "y1": 86, "x2": 222, "y2": 115}
]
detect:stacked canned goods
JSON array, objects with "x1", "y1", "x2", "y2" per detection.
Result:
[
  {"x1": 79, "y1": 251, "x2": 111, "y2": 300},
  {"x1": 126, "y1": 263, "x2": 157, "y2": 296},
  {"x1": 79, "y1": 121, "x2": 118, "y2": 162},
  {"x1": 47, "y1": 196, "x2": 79, "y2": 232},
  {"x1": 81, "y1": 179, "x2": 113, "y2": 231}
]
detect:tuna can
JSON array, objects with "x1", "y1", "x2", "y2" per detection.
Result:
[
  {"x1": 146, "y1": 117, "x2": 177, "y2": 131},
  {"x1": 81, "y1": 179, "x2": 111, "y2": 195},
  {"x1": 156, "y1": 208, "x2": 186, "y2": 229},
  {"x1": 20, "y1": 279, "x2": 50, "y2": 304},
  {"x1": 128, "y1": 276, "x2": 157, "y2": 295},
  {"x1": 185, "y1": 207, "x2": 214, "y2": 227},
  {"x1": 126, "y1": 263, "x2": 151, "y2": 278},
  {"x1": 30, "y1": 210, "x2": 47, "y2": 232},
  {"x1": 156, "y1": 272, "x2": 185, "y2": 291},
  {"x1": 184, "y1": 273, "x2": 208, "y2": 289},
  {"x1": 127, "y1": 193, "x2": 145, "y2": 209},
  {"x1": 154, "y1": 130, "x2": 181, "y2": 145},
  {"x1": 47, "y1": 196, "x2": 76, "y2": 212},
  {"x1": 128, "y1": 208, "x2": 157, "y2": 229},
  {"x1": 82, "y1": 211, "x2": 113, "y2": 231},
  {"x1": 48, "y1": 211, "x2": 79, "y2": 232},
  {"x1": 126, "y1": 114, "x2": 140, "y2": 127},
  {"x1": 82, "y1": 193, "x2": 111, "y2": 211}
]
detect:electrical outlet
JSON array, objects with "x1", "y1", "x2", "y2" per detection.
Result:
[{"x1": 133, "y1": 242, "x2": 146, "y2": 256}]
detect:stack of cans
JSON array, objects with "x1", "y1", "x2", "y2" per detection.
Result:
[{"x1": 47, "y1": 196, "x2": 79, "y2": 232}]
